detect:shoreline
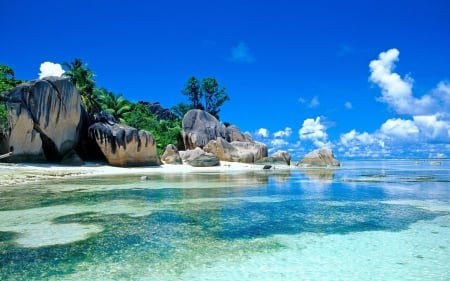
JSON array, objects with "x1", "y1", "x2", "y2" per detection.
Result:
[{"x1": 0, "y1": 161, "x2": 289, "y2": 187}]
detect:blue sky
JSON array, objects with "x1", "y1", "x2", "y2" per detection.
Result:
[{"x1": 1, "y1": 0, "x2": 450, "y2": 159}]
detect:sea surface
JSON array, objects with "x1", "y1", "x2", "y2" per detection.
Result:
[{"x1": 0, "y1": 159, "x2": 449, "y2": 281}]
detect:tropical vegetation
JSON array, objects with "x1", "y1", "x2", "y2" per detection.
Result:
[
  {"x1": 0, "y1": 61, "x2": 230, "y2": 155},
  {"x1": 0, "y1": 65, "x2": 24, "y2": 131}
]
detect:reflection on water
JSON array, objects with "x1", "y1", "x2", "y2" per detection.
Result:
[{"x1": 0, "y1": 160, "x2": 449, "y2": 281}]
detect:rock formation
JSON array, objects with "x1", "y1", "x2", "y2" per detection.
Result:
[
  {"x1": 88, "y1": 118, "x2": 160, "y2": 167},
  {"x1": 297, "y1": 147, "x2": 340, "y2": 167},
  {"x1": 2, "y1": 77, "x2": 84, "y2": 164},
  {"x1": 182, "y1": 109, "x2": 227, "y2": 149},
  {"x1": 204, "y1": 137, "x2": 267, "y2": 163},
  {"x1": 161, "y1": 144, "x2": 182, "y2": 164},
  {"x1": 180, "y1": 147, "x2": 220, "y2": 167},
  {"x1": 255, "y1": 150, "x2": 292, "y2": 166},
  {"x1": 182, "y1": 109, "x2": 267, "y2": 163}
]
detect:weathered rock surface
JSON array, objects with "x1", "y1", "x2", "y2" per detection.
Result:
[
  {"x1": 161, "y1": 144, "x2": 182, "y2": 164},
  {"x1": 2, "y1": 77, "x2": 83, "y2": 164},
  {"x1": 204, "y1": 137, "x2": 267, "y2": 163},
  {"x1": 297, "y1": 147, "x2": 340, "y2": 167},
  {"x1": 182, "y1": 109, "x2": 227, "y2": 149},
  {"x1": 89, "y1": 120, "x2": 160, "y2": 167},
  {"x1": 255, "y1": 150, "x2": 292, "y2": 166},
  {"x1": 180, "y1": 147, "x2": 220, "y2": 167},
  {"x1": 182, "y1": 109, "x2": 268, "y2": 163},
  {"x1": 224, "y1": 125, "x2": 253, "y2": 142}
]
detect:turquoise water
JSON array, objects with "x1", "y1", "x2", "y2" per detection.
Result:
[{"x1": 0, "y1": 160, "x2": 449, "y2": 280}]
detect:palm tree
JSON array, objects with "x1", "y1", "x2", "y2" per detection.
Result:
[
  {"x1": 63, "y1": 58, "x2": 101, "y2": 116},
  {"x1": 96, "y1": 88, "x2": 132, "y2": 123}
]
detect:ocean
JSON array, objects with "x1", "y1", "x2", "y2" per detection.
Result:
[{"x1": 0, "y1": 159, "x2": 449, "y2": 280}]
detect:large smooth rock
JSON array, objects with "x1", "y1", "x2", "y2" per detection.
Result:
[
  {"x1": 89, "y1": 122, "x2": 160, "y2": 167},
  {"x1": 2, "y1": 77, "x2": 83, "y2": 163},
  {"x1": 180, "y1": 147, "x2": 220, "y2": 167},
  {"x1": 255, "y1": 150, "x2": 292, "y2": 167},
  {"x1": 204, "y1": 137, "x2": 267, "y2": 163},
  {"x1": 182, "y1": 109, "x2": 227, "y2": 149},
  {"x1": 298, "y1": 147, "x2": 340, "y2": 167},
  {"x1": 224, "y1": 125, "x2": 253, "y2": 142},
  {"x1": 161, "y1": 144, "x2": 182, "y2": 164}
]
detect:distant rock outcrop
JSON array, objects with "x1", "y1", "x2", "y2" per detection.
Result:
[
  {"x1": 180, "y1": 147, "x2": 220, "y2": 167},
  {"x1": 139, "y1": 101, "x2": 175, "y2": 120},
  {"x1": 297, "y1": 147, "x2": 340, "y2": 167},
  {"x1": 161, "y1": 144, "x2": 182, "y2": 164},
  {"x1": 2, "y1": 77, "x2": 84, "y2": 164},
  {"x1": 204, "y1": 137, "x2": 267, "y2": 163},
  {"x1": 255, "y1": 150, "x2": 292, "y2": 166},
  {"x1": 88, "y1": 116, "x2": 160, "y2": 167},
  {"x1": 182, "y1": 109, "x2": 267, "y2": 162}
]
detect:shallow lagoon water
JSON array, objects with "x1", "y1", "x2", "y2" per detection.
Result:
[{"x1": 0, "y1": 160, "x2": 449, "y2": 280}]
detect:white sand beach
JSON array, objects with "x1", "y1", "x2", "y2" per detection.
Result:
[{"x1": 0, "y1": 161, "x2": 286, "y2": 186}]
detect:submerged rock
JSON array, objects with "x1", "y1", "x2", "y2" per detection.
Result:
[{"x1": 298, "y1": 147, "x2": 340, "y2": 167}]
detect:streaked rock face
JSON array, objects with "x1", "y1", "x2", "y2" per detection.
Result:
[
  {"x1": 182, "y1": 109, "x2": 226, "y2": 150},
  {"x1": 89, "y1": 122, "x2": 160, "y2": 167},
  {"x1": 3, "y1": 77, "x2": 83, "y2": 163}
]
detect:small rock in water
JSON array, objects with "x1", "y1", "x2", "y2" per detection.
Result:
[
  {"x1": 140, "y1": 175, "x2": 150, "y2": 181},
  {"x1": 263, "y1": 165, "x2": 272, "y2": 170}
]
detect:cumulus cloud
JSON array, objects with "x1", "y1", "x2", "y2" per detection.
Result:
[
  {"x1": 229, "y1": 42, "x2": 255, "y2": 63},
  {"x1": 299, "y1": 117, "x2": 329, "y2": 147},
  {"x1": 271, "y1": 139, "x2": 289, "y2": 147},
  {"x1": 273, "y1": 127, "x2": 292, "y2": 138},
  {"x1": 369, "y1": 48, "x2": 435, "y2": 115},
  {"x1": 379, "y1": 118, "x2": 420, "y2": 140},
  {"x1": 39, "y1": 62, "x2": 65, "y2": 79},
  {"x1": 413, "y1": 115, "x2": 450, "y2": 141},
  {"x1": 256, "y1": 128, "x2": 269, "y2": 138},
  {"x1": 340, "y1": 130, "x2": 377, "y2": 146}
]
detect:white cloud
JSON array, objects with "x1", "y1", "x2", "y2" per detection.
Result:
[
  {"x1": 413, "y1": 115, "x2": 450, "y2": 140},
  {"x1": 273, "y1": 127, "x2": 292, "y2": 138},
  {"x1": 298, "y1": 96, "x2": 320, "y2": 108},
  {"x1": 229, "y1": 42, "x2": 255, "y2": 63},
  {"x1": 271, "y1": 139, "x2": 289, "y2": 147},
  {"x1": 299, "y1": 117, "x2": 329, "y2": 147},
  {"x1": 256, "y1": 128, "x2": 269, "y2": 138},
  {"x1": 379, "y1": 118, "x2": 420, "y2": 140},
  {"x1": 340, "y1": 129, "x2": 376, "y2": 146},
  {"x1": 369, "y1": 48, "x2": 435, "y2": 115},
  {"x1": 432, "y1": 81, "x2": 450, "y2": 105},
  {"x1": 344, "y1": 101, "x2": 352, "y2": 109},
  {"x1": 39, "y1": 62, "x2": 65, "y2": 79}
]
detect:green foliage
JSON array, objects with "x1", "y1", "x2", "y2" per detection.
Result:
[
  {"x1": 171, "y1": 102, "x2": 193, "y2": 119},
  {"x1": 122, "y1": 103, "x2": 182, "y2": 155},
  {"x1": 95, "y1": 88, "x2": 132, "y2": 123},
  {"x1": 181, "y1": 76, "x2": 230, "y2": 120},
  {"x1": 0, "y1": 64, "x2": 24, "y2": 130},
  {"x1": 182, "y1": 76, "x2": 203, "y2": 110},
  {"x1": 63, "y1": 58, "x2": 101, "y2": 116},
  {"x1": 201, "y1": 77, "x2": 230, "y2": 120}
]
